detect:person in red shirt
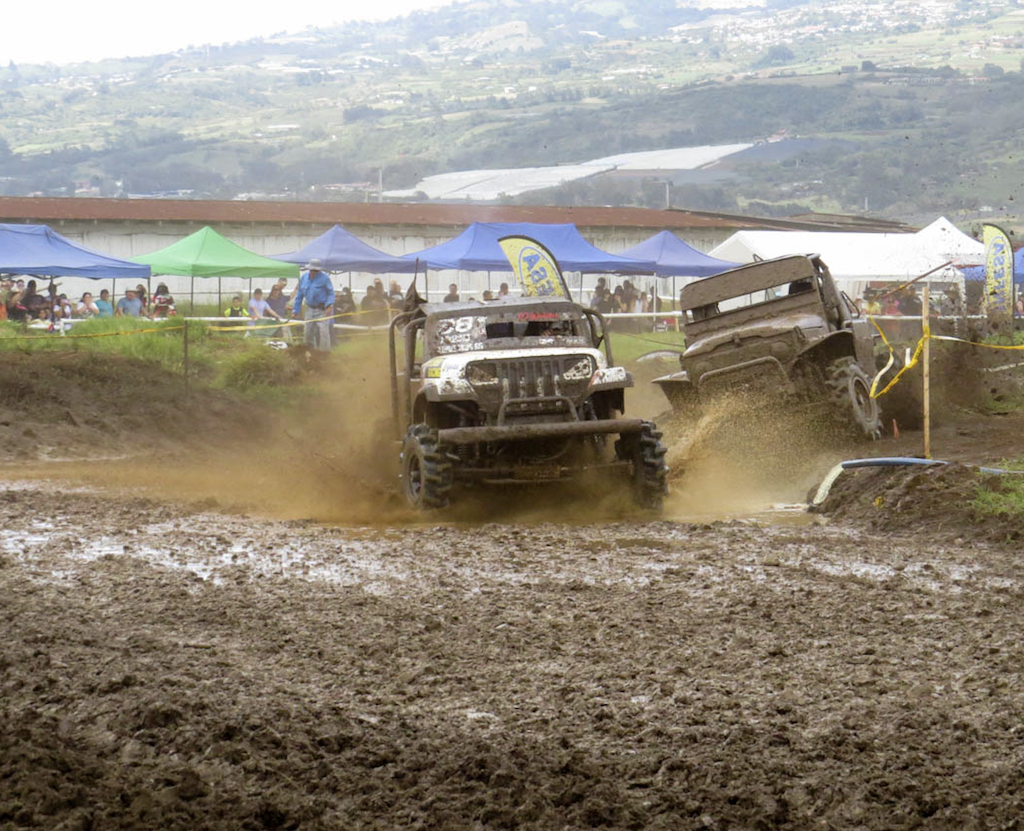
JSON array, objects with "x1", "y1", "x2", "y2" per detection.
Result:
[{"x1": 152, "y1": 283, "x2": 176, "y2": 317}]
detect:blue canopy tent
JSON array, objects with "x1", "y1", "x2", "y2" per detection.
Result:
[
  {"x1": 618, "y1": 230, "x2": 739, "y2": 278},
  {"x1": 403, "y1": 222, "x2": 655, "y2": 274},
  {"x1": 403, "y1": 221, "x2": 655, "y2": 302},
  {"x1": 271, "y1": 224, "x2": 420, "y2": 274},
  {"x1": 0, "y1": 223, "x2": 151, "y2": 280}
]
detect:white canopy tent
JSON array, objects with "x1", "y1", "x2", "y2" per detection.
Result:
[
  {"x1": 913, "y1": 216, "x2": 986, "y2": 263},
  {"x1": 709, "y1": 216, "x2": 984, "y2": 298}
]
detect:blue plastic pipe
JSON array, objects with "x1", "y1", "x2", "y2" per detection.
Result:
[
  {"x1": 841, "y1": 457, "x2": 1023, "y2": 475},
  {"x1": 811, "y1": 456, "x2": 1023, "y2": 506}
]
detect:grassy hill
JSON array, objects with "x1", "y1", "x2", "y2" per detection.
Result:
[{"x1": 0, "y1": 0, "x2": 1023, "y2": 228}]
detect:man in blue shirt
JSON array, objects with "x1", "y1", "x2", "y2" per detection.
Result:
[
  {"x1": 291, "y1": 258, "x2": 335, "y2": 351},
  {"x1": 114, "y1": 288, "x2": 147, "y2": 318}
]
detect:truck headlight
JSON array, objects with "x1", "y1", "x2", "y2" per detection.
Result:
[{"x1": 562, "y1": 357, "x2": 595, "y2": 381}]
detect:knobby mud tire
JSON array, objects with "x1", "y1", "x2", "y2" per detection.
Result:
[
  {"x1": 826, "y1": 357, "x2": 882, "y2": 441},
  {"x1": 401, "y1": 425, "x2": 453, "y2": 510},
  {"x1": 616, "y1": 421, "x2": 669, "y2": 511}
]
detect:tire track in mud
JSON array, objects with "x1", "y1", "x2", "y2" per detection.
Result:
[{"x1": 3, "y1": 480, "x2": 1024, "y2": 830}]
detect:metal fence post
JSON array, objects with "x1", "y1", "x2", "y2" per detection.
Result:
[{"x1": 183, "y1": 320, "x2": 191, "y2": 398}]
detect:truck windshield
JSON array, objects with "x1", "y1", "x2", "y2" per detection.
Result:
[
  {"x1": 431, "y1": 312, "x2": 588, "y2": 354},
  {"x1": 688, "y1": 277, "x2": 819, "y2": 321},
  {"x1": 485, "y1": 318, "x2": 579, "y2": 339}
]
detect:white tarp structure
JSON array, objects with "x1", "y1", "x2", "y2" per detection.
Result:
[
  {"x1": 384, "y1": 163, "x2": 614, "y2": 200},
  {"x1": 385, "y1": 142, "x2": 752, "y2": 201},
  {"x1": 587, "y1": 143, "x2": 753, "y2": 170},
  {"x1": 709, "y1": 216, "x2": 984, "y2": 297}
]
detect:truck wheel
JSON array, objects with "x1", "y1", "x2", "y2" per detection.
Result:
[
  {"x1": 826, "y1": 357, "x2": 882, "y2": 440},
  {"x1": 616, "y1": 421, "x2": 669, "y2": 511},
  {"x1": 401, "y1": 425, "x2": 453, "y2": 509}
]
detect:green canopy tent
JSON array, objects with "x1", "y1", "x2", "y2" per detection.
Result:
[{"x1": 133, "y1": 226, "x2": 299, "y2": 312}]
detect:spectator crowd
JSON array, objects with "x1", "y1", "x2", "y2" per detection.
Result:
[
  {"x1": 0, "y1": 278, "x2": 179, "y2": 324},
  {"x1": 589, "y1": 278, "x2": 660, "y2": 316}
]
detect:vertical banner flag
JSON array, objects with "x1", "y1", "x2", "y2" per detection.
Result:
[
  {"x1": 983, "y1": 223, "x2": 1013, "y2": 324},
  {"x1": 497, "y1": 236, "x2": 572, "y2": 300}
]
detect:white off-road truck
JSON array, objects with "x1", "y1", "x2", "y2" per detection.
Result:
[{"x1": 388, "y1": 296, "x2": 668, "y2": 510}]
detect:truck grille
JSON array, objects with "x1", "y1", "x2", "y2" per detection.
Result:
[{"x1": 468, "y1": 355, "x2": 594, "y2": 402}]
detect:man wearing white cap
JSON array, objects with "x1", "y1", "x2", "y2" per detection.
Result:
[{"x1": 291, "y1": 257, "x2": 335, "y2": 351}]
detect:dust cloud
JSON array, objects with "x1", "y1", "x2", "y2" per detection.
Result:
[
  {"x1": 16, "y1": 355, "x2": 413, "y2": 525},
  {"x1": 6, "y1": 351, "x2": 857, "y2": 525}
]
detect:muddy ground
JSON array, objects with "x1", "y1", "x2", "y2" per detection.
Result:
[
  {"x1": 3, "y1": 459, "x2": 1024, "y2": 830},
  {"x1": 3, "y1": 352, "x2": 1024, "y2": 829}
]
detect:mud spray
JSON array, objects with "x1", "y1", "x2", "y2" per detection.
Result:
[
  {"x1": 6, "y1": 356, "x2": 851, "y2": 525},
  {"x1": 12, "y1": 336, "x2": 1010, "y2": 526},
  {"x1": 660, "y1": 392, "x2": 859, "y2": 518},
  {"x1": 10, "y1": 354, "x2": 413, "y2": 525}
]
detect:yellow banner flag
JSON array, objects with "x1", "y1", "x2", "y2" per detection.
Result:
[
  {"x1": 497, "y1": 236, "x2": 571, "y2": 300},
  {"x1": 983, "y1": 223, "x2": 1013, "y2": 324}
]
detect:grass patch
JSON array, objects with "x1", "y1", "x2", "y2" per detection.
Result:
[
  {"x1": 978, "y1": 389, "x2": 1024, "y2": 416},
  {"x1": 219, "y1": 349, "x2": 296, "y2": 390},
  {"x1": 972, "y1": 459, "x2": 1024, "y2": 522},
  {"x1": 2, "y1": 315, "x2": 185, "y2": 352},
  {"x1": 0, "y1": 316, "x2": 295, "y2": 388},
  {"x1": 607, "y1": 328, "x2": 686, "y2": 365},
  {"x1": 984, "y1": 330, "x2": 1024, "y2": 347}
]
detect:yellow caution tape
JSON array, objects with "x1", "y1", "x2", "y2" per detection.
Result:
[
  {"x1": 1, "y1": 310, "x2": 392, "y2": 339},
  {"x1": 868, "y1": 315, "x2": 1024, "y2": 399},
  {"x1": 1, "y1": 307, "x2": 398, "y2": 338},
  {"x1": 206, "y1": 307, "x2": 396, "y2": 332},
  {"x1": 868, "y1": 314, "x2": 898, "y2": 398},
  {"x1": 205, "y1": 320, "x2": 304, "y2": 333}
]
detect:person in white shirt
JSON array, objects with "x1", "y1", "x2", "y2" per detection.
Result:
[
  {"x1": 53, "y1": 294, "x2": 74, "y2": 320},
  {"x1": 76, "y1": 292, "x2": 100, "y2": 318}
]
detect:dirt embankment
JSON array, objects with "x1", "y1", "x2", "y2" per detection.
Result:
[
  {"x1": 0, "y1": 350, "x2": 411, "y2": 523},
  {"x1": 813, "y1": 462, "x2": 1023, "y2": 544},
  {"x1": 0, "y1": 352, "x2": 267, "y2": 462}
]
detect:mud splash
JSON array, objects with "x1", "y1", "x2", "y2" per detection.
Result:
[
  {"x1": 1, "y1": 348, "x2": 848, "y2": 526},
  {"x1": 660, "y1": 393, "x2": 850, "y2": 518}
]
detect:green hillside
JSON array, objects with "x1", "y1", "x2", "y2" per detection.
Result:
[{"x1": 0, "y1": 0, "x2": 1022, "y2": 228}]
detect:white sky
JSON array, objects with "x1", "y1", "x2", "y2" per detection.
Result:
[{"x1": 1, "y1": 0, "x2": 454, "y2": 66}]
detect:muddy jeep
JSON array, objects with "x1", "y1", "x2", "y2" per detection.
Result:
[
  {"x1": 654, "y1": 254, "x2": 882, "y2": 439},
  {"x1": 389, "y1": 297, "x2": 668, "y2": 510}
]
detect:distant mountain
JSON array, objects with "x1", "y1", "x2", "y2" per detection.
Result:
[{"x1": 0, "y1": 0, "x2": 1020, "y2": 225}]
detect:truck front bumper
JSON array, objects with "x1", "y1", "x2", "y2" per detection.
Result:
[{"x1": 436, "y1": 417, "x2": 645, "y2": 446}]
